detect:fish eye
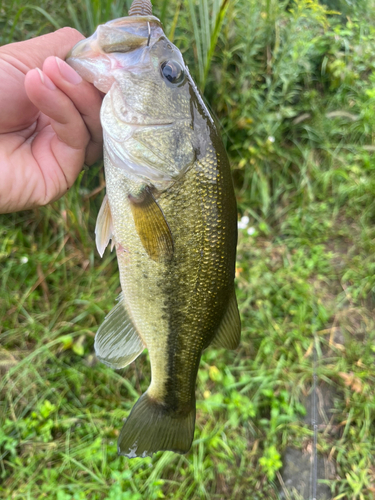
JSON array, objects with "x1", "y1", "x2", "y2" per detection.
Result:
[{"x1": 160, "y1": 61, "x2": 184, "y2": 84}]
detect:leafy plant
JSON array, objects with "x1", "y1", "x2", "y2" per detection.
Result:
[{"x1": 259, "y1": 445, "x2": 283, "y2": 481}]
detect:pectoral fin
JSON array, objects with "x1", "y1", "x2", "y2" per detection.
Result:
[
  {"x1": 95, "y1": 293, "x2": 145, "y2": 369},
  {"x1": 210, "y1": 289, "x2": 241, "y2": 350},
  {"x1": 129, "y1": 187, "x2": 174, "y2": 261},
  {"x1": 95, "y1": 194, "x2": 114, "y2": 258}
]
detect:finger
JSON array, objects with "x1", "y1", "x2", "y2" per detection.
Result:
[
  {"x1": 0, "y1": 28, "x2": 84, "y2": 72},
  {"x1": 42, "y1": 56, "x2": 103, "y2": 165},
  {"x1": 25, "y1": 68, "x2": 90, "y2": 149},
  {"x1": 25, "y1": 67, "x2": 90, "y2": 188},
  {"x1": 0, "y1": 28, "x2": 85, "y2": 135},
  {"x1": 0, "y1": 55, "x2": 38, "y2": 133}
]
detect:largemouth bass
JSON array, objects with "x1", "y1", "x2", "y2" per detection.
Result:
[{"x1": 67, "y1": 0, "x2": 240, "y2": 458}]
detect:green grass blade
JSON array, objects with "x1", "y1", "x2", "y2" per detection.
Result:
[
  {"x1": 167, "y1": 0, "x2": 182, "y2": 42},
  {"x1": 67, "y1": 0, "x2": 84, "y2": 32},
  {"x1": 187, "y1": 0, "x2": 204, "y2": 87},
  {"x1": 202, "y1": 0, "x2": 230, "y2": 89},
  {"x1": 160, "y1": 0, "x2": 172, "y2": 25},
  {"x1": 60, "y1": 453, "x2": 107, "y2": 485},
  {"x1": 84, "y1": 0, "x2": 96, "y2": 33},
  {"x1": 26, "y1": 5, "x2": 62, "y2": 29},
  {"x1": 8, "y1": 6, "x2": 27, "y2": 44}
]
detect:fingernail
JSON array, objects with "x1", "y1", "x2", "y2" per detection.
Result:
[
  {"x1": 36, "y1": 67, "x2": 56, "y2": 90},
  {"x1": 55, "y1": 57, "x2": 82, "y2": 85}
]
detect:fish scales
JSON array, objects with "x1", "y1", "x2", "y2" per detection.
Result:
[
  {"x1": 67, "y1": 0, "x2": 240, "y2": 458},
  {"x1": 106, "y1": 134, "x2": 235, "y2": 406}
]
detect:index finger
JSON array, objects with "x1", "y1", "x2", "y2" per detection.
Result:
[
  {"x1": 43, "y1": 56, "x2": 103, "y2": 143},
  {"x1": 0, "y1": 28, "x2": 84, "y2": 73}
]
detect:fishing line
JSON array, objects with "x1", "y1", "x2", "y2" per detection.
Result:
[{"x1": 310, "y1": 331, "x2": 318, "y2": 500}]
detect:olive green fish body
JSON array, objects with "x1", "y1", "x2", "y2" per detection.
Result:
[{"x1": 67, "y1": 0, "x2": 240, "y2": 457}]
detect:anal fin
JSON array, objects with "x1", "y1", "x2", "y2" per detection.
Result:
[
  {"x1": 129, "y1": 187, "x2": 174, "y2": 261},
  {"x1": 210, "y1": 289, "x2": 241, "y2": 350},
  {"x1": 95, "y1": 293, "x2": 145, "y2": 369}
]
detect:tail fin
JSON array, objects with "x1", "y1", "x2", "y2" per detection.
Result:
[{"x1": 118, "y1": 392, "x2": 196, "y2": 458}]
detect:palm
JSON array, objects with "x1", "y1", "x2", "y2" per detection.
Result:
[{"x1": 0, "y1": 28, "x2": 103, "y2": 213}]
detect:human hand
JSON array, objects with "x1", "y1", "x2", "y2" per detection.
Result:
[{"x1": 0, "y1": 28, "x2": 103, "y2": 214}]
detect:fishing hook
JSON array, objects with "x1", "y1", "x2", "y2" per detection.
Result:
[{"x1": 147, "y1": 21, "x2": 151, "y2": 47}]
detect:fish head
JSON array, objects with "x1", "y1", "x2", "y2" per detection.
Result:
[
  {"x1": 66, "y1": 15, "x2": 165, "y2": 93},
  {"x1": 67, "y1": 12, "x2": 205, "y2": 188}
]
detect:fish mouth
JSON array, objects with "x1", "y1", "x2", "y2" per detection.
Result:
[
  {"x1": 122, "y1": 121, "x2": 174, "y2": 128},
  {"x1": 67, "y1": 16, "x2": 163, "y2": 60}
]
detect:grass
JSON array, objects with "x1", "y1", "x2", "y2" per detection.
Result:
[{"x1": 1, "y1": 0, "x2": 375, "y2": 498}]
